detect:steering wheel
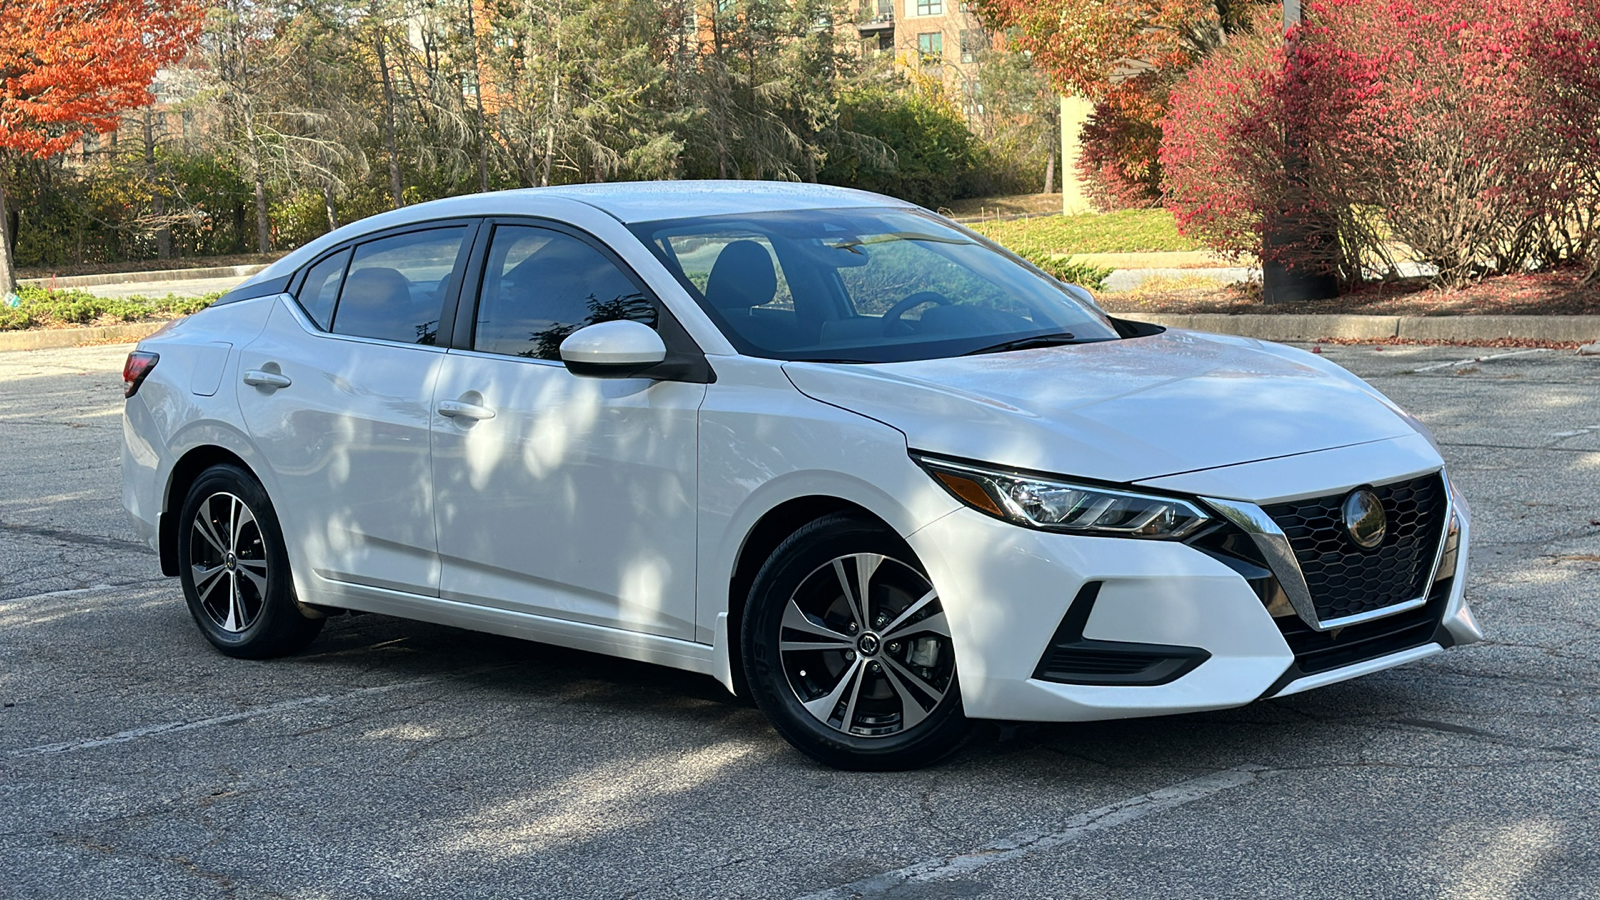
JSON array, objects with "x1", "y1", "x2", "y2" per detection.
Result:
[{"x1": 881, "y1": 291, "x2": 953, "y2": 335}]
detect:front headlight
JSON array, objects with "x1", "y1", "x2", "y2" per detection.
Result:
[{"x1": 914, "y1": 455, "x2": 1211, "y2": 539}]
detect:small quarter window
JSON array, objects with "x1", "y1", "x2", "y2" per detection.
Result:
[
  {"x1": 331, "y1": 227, "x2": 469, "y2": 345},
  {"x1": 474, "y1": 226, "x2": 657, "y2": 360},
  {"x1": 297, "y1": 249, "x2": 350, "y2": 331}
]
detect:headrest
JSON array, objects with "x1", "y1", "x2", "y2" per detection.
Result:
[
  {"x1": 341, "y1": 266, "x2": 411, "y2": 309},
  {"x1": 704, "y1": 240, "x2": 778, "y2": 311}
]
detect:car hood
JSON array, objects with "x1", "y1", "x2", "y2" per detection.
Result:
[{"x1": 781, "y1": 329, "x2": 1418, "y2": 485}]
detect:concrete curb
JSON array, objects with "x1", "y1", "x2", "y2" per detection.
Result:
[
  {"x1": 0, "y1": 322, "x2": 168, "y2": 352},
  {"x1": 1127, "y1": 313, "x2": 1600, "y2": 344},
  {"x1": 19, "y1": 264, "x2": 267, "y2": 290},
  {"x1": 1076, "y1": 251, "x2": 1231, "y2": 270}
]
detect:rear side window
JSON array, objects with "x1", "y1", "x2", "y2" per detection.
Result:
[
  {"x1": 473, "y1": 226, "x2": 657, "y2": 360},
  {"x1": 330, "y1": 227, "x2": 469, "y2": 345},
  {"x1": 297, "y1": 249, "x2": 350, "y2": 330}
]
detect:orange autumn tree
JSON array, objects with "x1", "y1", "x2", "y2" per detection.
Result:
[
  {"x1": 969, "y1": 0, "x2": 1259, "y2": 206},
  {"x1": 0, "y1": 0, "x2": 203, "y2": 291}
]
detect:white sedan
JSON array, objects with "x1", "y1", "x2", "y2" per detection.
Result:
[{"x1": 121, "y1": 181, "x2": 1481, "y2": 769}]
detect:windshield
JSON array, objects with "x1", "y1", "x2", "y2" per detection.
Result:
[{"x1": 628, "y1": 207, "x2": 1120, "y2": 363}]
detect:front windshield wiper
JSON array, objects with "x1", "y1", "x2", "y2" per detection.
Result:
[
  {"x1": 963, "y1": 333, "x2": 1083, "y2": 356},
  {"x1": 827, "y1": 232, "x2": 972, "y2": 253}
]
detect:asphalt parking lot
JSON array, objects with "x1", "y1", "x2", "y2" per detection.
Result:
[{"x1": 2, "y1": 340, "x2": 1597, "y2": 899}]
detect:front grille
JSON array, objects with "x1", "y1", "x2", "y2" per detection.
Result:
[
  {"x1": 1275, "y1": 578, "x2": 1451, "y2": 675},
  {"x1": 1263, "y1": 473, "x2": 1448, "y2": 622}
]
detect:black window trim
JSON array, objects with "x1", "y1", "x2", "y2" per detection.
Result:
[
  {"x1": 451, "y1": 216, "x2": 715, "y2": 384},
  {"x1": 286, "y1": 217, "x2": 482, "y2": 350},
  {"x1": 292, "y1": 246, "x2": 353, "y2": 332}
]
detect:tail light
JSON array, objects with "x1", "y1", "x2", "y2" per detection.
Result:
[{"x1": 123, "y1": 351, "x2": 160, "y2": 398}]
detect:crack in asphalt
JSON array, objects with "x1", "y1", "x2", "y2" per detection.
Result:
[
  {"x1": 0, "y1": 419, "x2": 117, "y2": 430},
  {"x1": 8, "y1": 665, "x2": 521, "y2": 757},
  {"x1": 0, "y1": 519, "x2": 154, "y2": 555},
  {"x1": 1438, "y1": 440, "x2": 1600, "y2": 453},
  {"x1": 49, "y1": 830, "x2": 283, "y2": 899},
  {"x1": 794, "y1": 764, "x2": 1273, "y2": 900}
]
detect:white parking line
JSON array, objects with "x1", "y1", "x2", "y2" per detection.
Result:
[
  {"x1": 11, "y1": 677, "x2": 447, "y2": 756},
  {"x1": 1412, "y1": 348, "x2": 1550, "y2": 373},
  {"x1": 795, "y1": 764, "x2": 1273, "y2": 900}
]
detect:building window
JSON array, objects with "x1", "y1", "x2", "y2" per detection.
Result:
[
  {"x1": 960, "y1": 28, "x2": 984, "y2": 63},
  {"x1": 917, "y1": 31, "x2": 943, "y2": 64},
  {"x1": 916, "y1": 0, "x2": 943, "y2": 15}
]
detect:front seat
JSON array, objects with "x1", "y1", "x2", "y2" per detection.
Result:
[{"x1": 703, "y1": 240, "x2": 794, "y2": 348}]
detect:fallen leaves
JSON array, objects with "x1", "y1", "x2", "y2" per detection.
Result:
[{"x1": 1099, "y1": 268, "x2": 1600, "y2": 318}]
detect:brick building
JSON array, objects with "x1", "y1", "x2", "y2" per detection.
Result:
[{"x1": 854, "y1": 0, "x2": 996, "y2": 117}]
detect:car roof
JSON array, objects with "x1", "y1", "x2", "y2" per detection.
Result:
[{"x1": 531, "y1": 180, "x2": 914, "y2": 223}]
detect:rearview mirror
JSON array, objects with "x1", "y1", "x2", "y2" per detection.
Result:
[{"x1": 559, "y1": 320, "x2": 668, "y2": 378}]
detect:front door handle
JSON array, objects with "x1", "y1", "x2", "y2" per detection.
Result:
[
  {"x1": 437, "y1": 399, "x2": 496, "y2": 421},
  {"x1": 243, "y1": 369, "x2": 292, "y2": 389}
]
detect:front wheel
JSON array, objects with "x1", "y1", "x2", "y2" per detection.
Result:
[
  {"x1": 176, "y1": 464, "x2": 323, "y2": 658},
  {"x1": 742, "y1": 514, "x2": 968, "y2": 770}
]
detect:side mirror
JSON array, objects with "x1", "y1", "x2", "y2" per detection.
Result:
[{"x1": 559, "y1": 319, "x2": 668, "y2": 378}]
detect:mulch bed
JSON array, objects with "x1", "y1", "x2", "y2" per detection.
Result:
[
  {"x1": 1100, "y1": 268, "x2": 1600, "y2": 317},
  {"x1": 1311, "y1": 336, "x2": 1586, "y2": 349}
]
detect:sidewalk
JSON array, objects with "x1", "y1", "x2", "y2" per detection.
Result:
[
  {"x1": 19, "y1": 263, "x2": 267, "y2": 290},
  {"x1": 1074, "y1": 251, "x2": 1229, "y2": 270},
  {"x1": 19, "y1": 264, "x2": 266, "y2": 301}
]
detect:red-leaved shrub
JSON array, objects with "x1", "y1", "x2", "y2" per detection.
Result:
[
  {"x1": 1162, "y1": 0, "x2": 1600, "y2": 289},
  {"x1": 1522, "y1": 8, "x2": 1600, "y2": 283},
  {"x1": 1077, "y1": 87, "x2": 1166, "y2": 210}
]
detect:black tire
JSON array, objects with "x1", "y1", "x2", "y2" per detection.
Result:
[
  {"x1": 176, "y1": 463, "x2": 323, "y2": 658},
  {"x1": 742, "y1": 514, "x2": 968, "y2": 770}
]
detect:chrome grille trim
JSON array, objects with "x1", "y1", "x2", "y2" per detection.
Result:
[
  {"x1": 1204, "y1": 471, "x2": 1455, "y2": 633},
  {"x1": 1201, "y1": 497, "x2": 1321, "y2": 630}
]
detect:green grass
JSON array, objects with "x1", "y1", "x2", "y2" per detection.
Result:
[
  {"x1": 0, "y1": 285, "x2": 218, "y2": 332},
  {"x1": 1020, "y1": 256, "x2": 1114, "y2": 292},
  {"x1": 970, "y1": 209, "x2": 1200, "y2": 256}
]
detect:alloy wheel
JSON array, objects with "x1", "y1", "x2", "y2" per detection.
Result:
[
  {"x1": 778, "y1": 553, "x2": 955, "y2": 738},
  {"x1": 188, "y1": 491, "x2": 270, "y2": 633}
]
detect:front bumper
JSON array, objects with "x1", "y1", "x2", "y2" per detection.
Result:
[{"x1": 906, "y1": 477, "x2": 1477, "y2": 723}]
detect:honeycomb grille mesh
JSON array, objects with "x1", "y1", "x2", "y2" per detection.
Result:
[{"x1": 1263, "y1": 473, "x2": 1448, "y2": 622}]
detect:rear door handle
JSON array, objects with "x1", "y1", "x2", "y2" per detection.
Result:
[
  {"x1": 437, "y1": 399, "x2": 496, "y2": 421},
  {"x1": 242, "y1": 369, "x2": 292, "y2": 389}
]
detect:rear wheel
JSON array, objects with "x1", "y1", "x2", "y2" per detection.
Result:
[
  {"x1": 177, "y1": 464, "x2": 322, "y2": 658},
  {"x1": 742, "y1": 514, "x2": 967, "y2": 770}
]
